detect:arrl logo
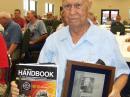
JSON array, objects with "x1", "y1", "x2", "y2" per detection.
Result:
[{"x1": 22, "y1": 81, "x2": 31, "y2": 91}]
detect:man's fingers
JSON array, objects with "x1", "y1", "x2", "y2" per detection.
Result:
[
  {"x1": 11, "y1": 81, "x2": 19, "y2": 96},
  {"x1": 11, "y1": 81, "x2": 17, "y2": 87}
]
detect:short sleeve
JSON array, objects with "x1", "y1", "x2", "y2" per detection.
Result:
[
  {"x1": 10, "y1": 24, "x2": 22, "y2": 44},
  {"x1": 111, "y1": 35, "x2": 130, "y2": 78},
  {"x1": 38, "y1": 20, "x2": 47, "y2": 35},
  {"x1": 38, "y1": 35, "x2": 55, "y2": 63}
]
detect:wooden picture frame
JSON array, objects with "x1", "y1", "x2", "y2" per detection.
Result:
[{"x1": 62, "y1": 60, "x2": 115, "y2": 97}]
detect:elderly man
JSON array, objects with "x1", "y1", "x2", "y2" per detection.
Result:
[
  {"x1": 11, "y1": 0, "x2": 129, "y2": 97},
  {"x1": 0, "y1": 12, "x2": 22, "y2": 60}
]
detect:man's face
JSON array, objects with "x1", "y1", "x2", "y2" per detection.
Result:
[
  {"x1": 0, "y1": 17, "x2": 8, "y2": 27},
  {"x1": 27, "y1": 12, "x2": 34, "y2": 21},
  {"x1": 116, "y1": 16, "x2": 121, "y2": 22},
  {"x1": 14, "y1": 11, "x2": 21, "y2": 18},
  {"x1": 62, "y1": 0, "x2": 88, "y2": 28}
]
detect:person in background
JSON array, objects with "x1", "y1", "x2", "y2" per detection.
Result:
[
  {"x1": 26, "y1": 10, "x2": 47, "y2": 48},
  {"x1": 106, "y1": 17, "x2": 112, "y2": 25},
  {"x1": 11, "y1": 0, "x2": 129, "y2": 97},
  {"x1": 13, "y1": 9, "x2": 26, "y2": 30},
  {"x1": 110, "y1": 15, "x2": 125, "y2": 35},
  {"x1": 22, "y1": 10, "x2": 48, "y2": 62},
  {"x1": 0, "y1": 11, "x2": 22, "y2": 60},
  {"x1": 0, "y1": 33, "x2": 9, "y2": 96},
  {"x1": 47, "y1": 12, "x2": 54, "y2": 20}
]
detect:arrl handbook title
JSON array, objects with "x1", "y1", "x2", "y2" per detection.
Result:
[{"x1": 15, "y1": 63, "x2": 57, "y2": 97}]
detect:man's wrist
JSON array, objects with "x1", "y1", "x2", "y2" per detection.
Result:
[{"x1": 112, "y1": 85, "x2": 121, "y2": 94}]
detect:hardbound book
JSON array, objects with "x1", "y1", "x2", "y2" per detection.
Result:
[{"x1": 15, "y1": 63, "x2": 57, "y2": 97}]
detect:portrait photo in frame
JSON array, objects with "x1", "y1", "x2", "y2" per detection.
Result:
[{"x1": 62, "y1": 60, "x2": 115, "y2": 97}]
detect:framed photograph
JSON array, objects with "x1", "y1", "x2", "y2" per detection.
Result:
[{"x1": 62, "y1": 60, "x2": 115, "y2": 97}]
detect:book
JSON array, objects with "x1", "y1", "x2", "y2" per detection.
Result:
[{"x1": 15, "y1": 63, "x2": 57, "y2": 97}]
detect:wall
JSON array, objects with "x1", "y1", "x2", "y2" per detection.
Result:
[
  {"x1": 0, "y1": 0, "x2": 23, "y2": 15},
  {"x1": 0, "y1": 0, "x2": 62, "y2": 17},
  {"x1": 0, "y1": 0, "x2": 130, "y2": 23},
  {"x1": 91, "y1": 0, "x2": 130, "y2": 24},
  {"x1": 37, "y1": 0, "x2": 62, "y2": 17}
]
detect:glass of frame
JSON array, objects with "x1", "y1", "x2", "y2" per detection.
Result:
[{"x1": 62, "y1": 60, "x2": 115, "y2": 97}]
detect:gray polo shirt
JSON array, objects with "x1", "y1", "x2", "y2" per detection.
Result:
[
  {"x1": 3, "y1": 20, "x2": 22, "y2": 49},
  {"x1": 26, "y1": 19, "x2": 47, "y2": 41}
]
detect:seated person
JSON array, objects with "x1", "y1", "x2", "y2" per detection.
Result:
[
  {"x1": 0, "y1": 11, "x2": 22, "y2": 61},
  {"x1": 0, "y1": 33, "x2": 9, "y2": 96},
  {"x1": 110, "y1": 15, "x2": 125, "y2": 35}
]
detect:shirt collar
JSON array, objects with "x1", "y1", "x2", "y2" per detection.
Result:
[
  {"x1": 58, "y1": 26, "x2": 70, "y2": 41},
  {"x1": 81, "y1": 24, "x2": 98, "y2": 45},
  {"x1": 59, "y1": 20, "x2": 98, "y2": 45}
]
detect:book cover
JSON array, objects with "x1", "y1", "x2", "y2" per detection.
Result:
[{"x1": 15, "y1": 63, "x2": 57, "y2": 97}]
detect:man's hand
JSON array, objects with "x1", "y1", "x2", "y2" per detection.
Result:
[
  {"x1": 0, "y1": 83, "x2": 7, "y2": 96},
  {"x1": 8, "y1": 43, "x2": 17, "y2": 56},
  {"x1": 127, "y1": 45, "x2": 130, "y2": 52},
  {"x1": 108, "y1": 74, "x2": 128, "y2": 97},
  {"x1": 11, "y1": 81, "x2": 19, "y2": 97},
  {"x1": 29, "y1": 40, "x2": 35, "y2": 45}
]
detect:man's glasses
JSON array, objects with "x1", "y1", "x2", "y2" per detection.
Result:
[{"x1": 63, "y1": 3, "x2": 82, "y2": 10}]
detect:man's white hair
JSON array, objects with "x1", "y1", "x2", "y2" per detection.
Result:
[{"x1": 0, "y1": 11, "x2": 11, "y2": 19}]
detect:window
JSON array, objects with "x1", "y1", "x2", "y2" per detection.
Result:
[
  {"x1": 45, "y1": 3, "x2": 48, "y2": 14},
  {"x1": 23, "y1": 0, "x2": 37, "y2": 15},
  {"x1": 23, "y1": 0, "x2": 29, "y2": 15},
  {"x1": 101, "y1": 9, "x2": 119, "y2": 24},
  {"x1": 45, "y1": 3, "x2": 54, "y2": 14},
  {"x1": 30, "y1": 0, "x2": 36, "y2": 11},
  {"x1": 49, "y1": 3, "x2": 53, "y2": 13}
]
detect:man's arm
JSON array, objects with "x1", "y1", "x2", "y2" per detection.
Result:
[
  {"x1": 29, "y1": 20, "x2": 48, "y2": 45},
  {"x1": 8, "y1": 43, "x2": 18, "y2": 56},
  {"x1": 109, "y1": 74, "x2": 128, "y2": 97}
]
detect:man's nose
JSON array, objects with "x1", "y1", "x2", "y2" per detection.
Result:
[{"x1": 69, "y1": 6, "x2": 77, "y2": 15}]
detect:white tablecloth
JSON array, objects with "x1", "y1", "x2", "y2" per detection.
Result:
[{"x1": 115, "y1": 35, "x2": 130, "y2": 62}]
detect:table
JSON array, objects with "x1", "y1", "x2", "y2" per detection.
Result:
[
  {"x1": 125, "y1": 29, "x2": 130, "y2": 33},
  {"x1": 115, "y1": 35, "x2": 130, "y2": 62}
]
